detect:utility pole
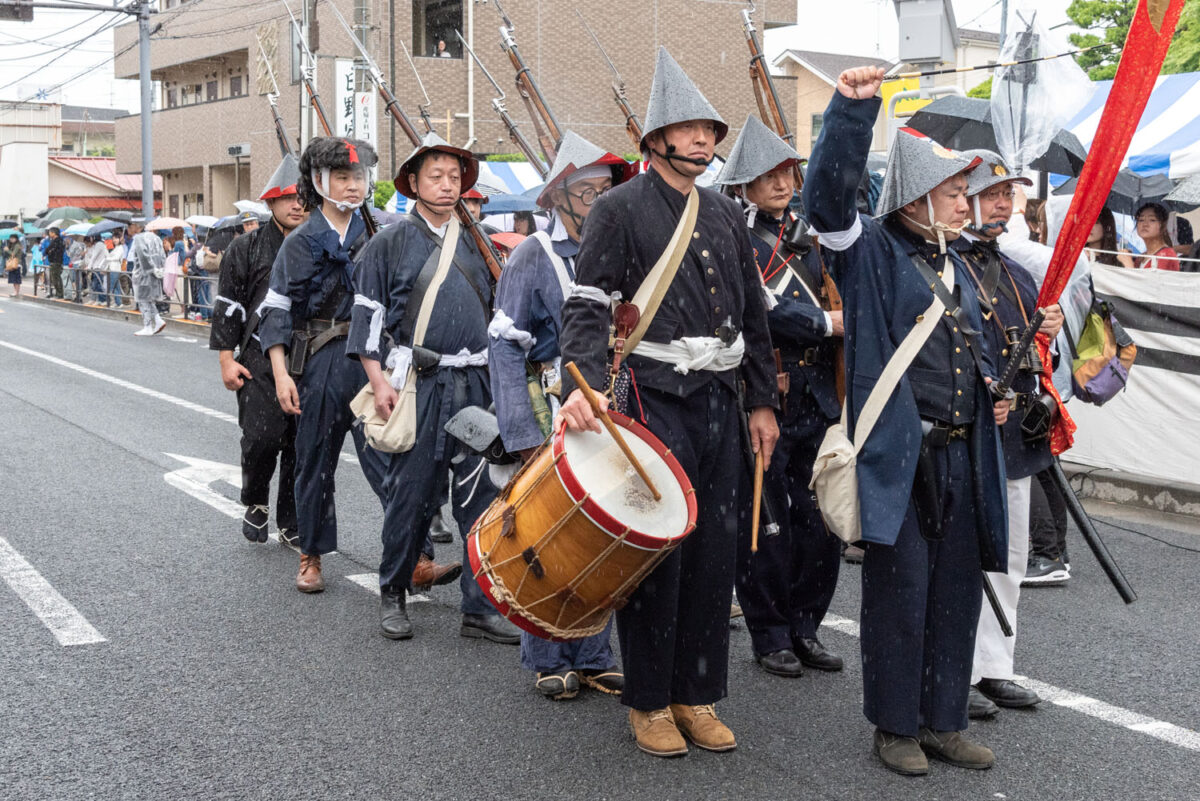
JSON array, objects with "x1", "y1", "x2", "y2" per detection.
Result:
[
  {"x1": 1001, "y1": 0, "x2": 1009, "y2": 43},
  {"x1": 300, "y1": 0, "x2": 311, "y2": 147},
  {"x1": 136, "y1": 0, "x2": 154, "y2": 220}
]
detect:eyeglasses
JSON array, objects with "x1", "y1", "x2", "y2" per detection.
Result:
[
  {"x1": 980, "y1": 187, "x2": 1016, "y2": 201},
  {"x1": 565, "y1": 184, "x2": 611, "y2": 206}
]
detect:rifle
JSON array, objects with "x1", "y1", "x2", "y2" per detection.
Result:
[
  {"x1": 397, "y1": 36, "x2": 435, "y2": 135},
  {"x1": 491, "y1": 0, "x2": 561, "y2": 164},
  {"x1": 257, "y1": 40, "x2": 295, "y2": 157},
  {"x1": 456, "y1": 31, "x2": 548, "y2": 180},
  {"x1": 280, "y1": 0, "x2": 377, "y2": 238},
  {"x1": 741, "y1": 1, "x2": 800, "y2": 191},
  {"x1": 575, "y1": 9, "x2": 643, "y2": 150},
  {"x1": 328, "y1": 2, "x2": 503, "y2": 280}
]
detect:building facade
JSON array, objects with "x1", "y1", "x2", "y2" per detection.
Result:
[{"x1": 114, "y1": 0, "x2": 797, "y2": 218}]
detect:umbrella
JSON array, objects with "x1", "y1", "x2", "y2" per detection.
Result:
[
  {"x1": 186, "y1": 214, "x2": 219, "y2": 228},
  {"x1": 0, "y1": 219, "x2": 18, "y2": 229},
  {"x1": 146, "y1": 216, "x2": 189, "y2": 232},
  {"x1": 41, "y1": 219, "x2": 72, "y2": 231},
  {"x1": 211, "y1": 214, "x2": 244, "y2": 232},
  {"x1": 87, "y1": 219, "x2": 125, "y2": 237},
  {"x1": 63, "y1": 222, "x2": 92, "y2": 236},
  {"x1": 906, "y1": 95, "x2": 1088, "y2": 177},
  {"x1": 22, "y1": 222, "x2": 42, "y2": 235},
  {"x1": 35, "y1": 206, "x2": 89, "y2": 226},
  {"x1": 1053, "y1": 168, "x2": 1174, "y2": 216},
  {"x1": 102, "y1": 210, "x2": 133, "y2": 224},
  {"x1": 1163, "y1": 173, "x2": 1200, "y2": 213},
  {"x1": 481, "y1": 191, "x2": 538, "y2": 214}
]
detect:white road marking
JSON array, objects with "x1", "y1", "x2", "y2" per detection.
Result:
[
  {"x1": 166, "y1": 336, "x2": 198, "y2": 343},
  {"x1": 0, "y1": 339, "x2": 359, "y2": 464},
  {"x1": 344, "y1": 573, "x2": 429, "y2": 603},
  {"x1": 163, "y1": 453, "x2": 289, "y2": 546},
  {"x1": 820, "y1": 613, "x2": 1199, "y2": 753},
  {"x1": 0, "y1": 536, "x2": 106, "y2": 646}
]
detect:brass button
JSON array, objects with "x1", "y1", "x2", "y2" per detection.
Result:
[
  {"x1": 992, "y1": 296, "x2": 999, "y2": 304},
  {"x1": 956, "y1": 368, "x2": 962, "y2": 374},
  {"x1": 1001, "y1": 348, "x2": 1009, "y2": 357},
  {"x1": 953, "y1": 326, "x2": 959, "y2": 333},
  {"x1": 916, "y1": 314, "x2": 925, "y2": 322},
  {"x1": 707, "y1": 267, "x2": 714, "y2": 275},
  {"x1": 794, "y1": 290, "x2": 801, "y2": 298},
  {"x1": 702, "y1": 249, "x2": 710, "y2": 258},
  {"x1": 693, "y1": 232, "x2": 700, "y2": 240},
  {"x1": 955, "y1": 347, "x2": 961, "y2": 354},
  {"x1": 957, "y1": 389, "x2": 963, "y2": 396},
  {"x1": 937, "y1": 271, "x2": 943, "y2": 277},
  {"x1": 710, "y1": 287, "x2": 717, "y2": 295},
  {"x1": 714, "y1": 306, "x2": 721, "y2": 314},
  {"x1": 954, "y1": 411, "x2": 960, "y2": 417}
]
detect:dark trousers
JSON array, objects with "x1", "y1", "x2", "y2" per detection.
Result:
[
  {"x1": 236, "y1": 342, "x2": 297, "y2": 530},
  {"x1": 617, "y1": 381, "x2": 741, "y2": 711},
  {"x1": 49, "y1": 263, "x2": 63, "y2": 297},
  {"x1": 1029, "y1": 466, "x2": 1068, "y2": 561},
  {"x1": 736, "y1": 396, "x2": 841, "y2": 656},
  {"x1": 520, "y1": 620, "x2": 615, "y2": 673},
  {"x1": 379, "y1": 367, "x2": 493, "y2": 615},
  {"x1": 860, "y1": 439, "x2": 982, "y2": 737},
  {"x1": 294, "y1": 342, "x2": 390, "y2": 556}
]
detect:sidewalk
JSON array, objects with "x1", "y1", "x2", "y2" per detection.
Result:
[{"x1": 1061, "y1": 461, "x2": 1200, "y2": 519}]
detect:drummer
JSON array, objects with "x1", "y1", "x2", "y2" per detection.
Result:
[
  {"x1": 488, "y1": 132, "x2": 636, "y2": 701},
  {"x1": 559, "y1": 49, "x2": 779, "y2": 757}
]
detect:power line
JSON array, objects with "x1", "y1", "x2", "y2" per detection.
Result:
[{"x1": 0, "y1": 15, "x2": 124, "y2": 92}]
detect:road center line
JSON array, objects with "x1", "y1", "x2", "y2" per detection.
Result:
[
  {"x1": 0, "y1": 536, "x2": 106, "y2": 647},
  {"x1": 819, "y1": 613, "x2": 1198, "y2": 753}
]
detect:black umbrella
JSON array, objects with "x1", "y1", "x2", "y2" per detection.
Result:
[
  {"x1": 102, "y1": 210, "x2": 133, "y2": 224},
  {"x1": 35, "y1": 206, "x2": 89, "y2": 226},
  {"x1": 906, "y1": 95, "x2": 1088, "y2": 177},
  {"x1": 1053, "y1": 168, "x2": 1174, "y2": 216}
]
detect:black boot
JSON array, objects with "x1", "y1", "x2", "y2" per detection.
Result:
[{"x1": 380, "y1": 589, "x2": 413, "y2": 640}]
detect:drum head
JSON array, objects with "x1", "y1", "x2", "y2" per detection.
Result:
[{"x1": 559, "y1": 417, "x2": 691, "y2": 545}]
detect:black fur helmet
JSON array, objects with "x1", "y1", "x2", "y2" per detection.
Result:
[{"x1": 297, "y1": 136, "x2": 378, "y2": 210}]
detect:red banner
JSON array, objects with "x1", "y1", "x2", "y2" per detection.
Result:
[{"x1": 1034, "y1": 0, "x2": 1185, "y2": 453}]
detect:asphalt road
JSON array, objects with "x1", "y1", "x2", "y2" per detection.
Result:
[{"x1": 1, "y1": 295, "x2": 1198, "y2": 801}]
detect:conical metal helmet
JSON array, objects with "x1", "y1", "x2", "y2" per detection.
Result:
[
  {"x1": 394, "y1": 131, "x2": 479, "y2": 200},
  {"x1": 259, "y1": 154, "x2": 302, "y2": 200},
  {"x1": 714, "y1": 115, "x2": 802, "y2": 187},
  {"x1": 959, "y1": 149, "x2": 1033, "y2": 197},
  {"x1": 536, "y1": 130, "x2": 639, "y2": 210},
  {"x1": 640, "y1": 47, "x2": 728, "y2": 151},
  {"x1": 875, "y1": 128, "x2": 980, "y2": 219}
]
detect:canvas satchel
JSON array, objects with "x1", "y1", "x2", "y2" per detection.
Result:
[
  {"x1": 810, "y1": 258, "x2": 953, "y2": 544},
  {"x1": 352, "y1": 216, "x2": 460, "y2": 453}
]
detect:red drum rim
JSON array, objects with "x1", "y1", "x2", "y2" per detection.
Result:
[
  {"x1": 551, "y1": 410, "x2": 698, "y2": 549},
  {"x1": 467, "y1": 528, "x2": 563, "y2": 641}
]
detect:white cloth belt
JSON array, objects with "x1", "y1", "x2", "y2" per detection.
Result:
[
  {"x1": 809, "y1": 215, "x2": 862, "y2": 252},
  {"x1": 488, "y1": 309, "x2": 536, "y2": 352},
  {"x1": 568, "y1": 283, "x2": 620, "y2": 307},
  {"x1": 632, "y1": 333, "x2": 745, "y2": 375},
  {"x1": 354, "y1": 293, "x2": 386, "y2": 354},
  {"x1": 215, "y1": 295, "x2": 246, "y2": 322},
  {"x1": 385, "y1": 346, "x2": 488, "y2": 390},
  {"x1": 255, "y1": 288, "x2": 292, "y2": 319}
]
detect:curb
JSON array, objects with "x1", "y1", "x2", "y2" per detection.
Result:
[
  {"x1": 16, "y1": 294, "x2": 212, "y2": 337},
  {"x1": 1061, "y1": 461, "x2": 1200, "y2": 519}
]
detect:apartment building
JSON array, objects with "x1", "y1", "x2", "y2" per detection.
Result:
[{"x1": 113, "y1": 0, "x2": 797, "y2": 218}]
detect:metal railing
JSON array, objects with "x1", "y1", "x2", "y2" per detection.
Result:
[{"x1": 34, "y1": 263, "x2": 217, "y2": 321}]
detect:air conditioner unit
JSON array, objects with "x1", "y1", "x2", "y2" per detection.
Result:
[{"x1": 227, "y1": 143, "x2": 251, "y2": 157}]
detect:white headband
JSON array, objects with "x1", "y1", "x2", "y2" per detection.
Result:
[{"x1": 563, "y1": 164, "x2": 612, "y2": 189}]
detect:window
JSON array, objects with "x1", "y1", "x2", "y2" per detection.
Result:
[
  {"x1": 166, "y1": 88, "x2": 177, "y2": 108},
  {"x1": 191, "y1": 84, "x2": 202, "y2": 103},
  {"x1": 169, "y1": 195, "x2": 180, "y2": 218},
  {"x1": 810, "y1": 113, "x2": 824, "y2": 149},
  {"x1": 179, "y1": 86, "x2": 188, "y2": 105},
  {"x1": 206, "y1": 80, "x2": 218, "y2": 102},
  {"x1": 412, "y1": 0, "x2": 462, "y2": 59},
  {"x1": 229, "y1": 75, "x2": 243, "y2": 97}
]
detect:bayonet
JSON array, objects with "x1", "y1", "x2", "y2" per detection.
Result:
[
  {"x1": 575, "y1": 9, "x2": 643, "y2": 149},
  {"x1": 257, "y1": 39, "x2": 295, "y2": 156},
  {"x1": 490, "y1": 0, "x2": 560, "y2": 163},
  {"x1": 398, "y1": 37, "x2": 434, "y2": 133}
]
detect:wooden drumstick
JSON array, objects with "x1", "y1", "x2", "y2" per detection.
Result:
[
  {"x1": 564, "y1": 361, "x2": 661, "y2": 501},
  {"x1": 751, "y1": 450, "x2": 764, "y2": 553}
]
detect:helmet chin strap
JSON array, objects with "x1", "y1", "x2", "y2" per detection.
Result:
[
  {"x1": 651, "y1": 141, "x2": 713, "y2": 177},
  {"x1": 968, "y1": 195, "x2": 1008, "y2": 237},
  {"x1": 312, "y1": 168, "x2": 359, "y2": 214},
  {"x1": 899, "y1": 194, "x2": 969, "y2": 254}
]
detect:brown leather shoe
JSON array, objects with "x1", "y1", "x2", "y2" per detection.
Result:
[
  {"x1": 411, "y1": 554, "x2": 462, "y2": 591},
  {"x1": 296, "y1": 553, "x2": 325, "y2": 593},
  {"x1": 669, "y1": 703, "x2": 737, "y2": 752},
  {"x1": 629, "y1": 707, "x2": 688, "y2": 757}
]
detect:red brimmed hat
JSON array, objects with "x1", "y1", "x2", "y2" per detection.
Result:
[{"x1": 259, "y1": 154, "x2": 301, "y2": 200}]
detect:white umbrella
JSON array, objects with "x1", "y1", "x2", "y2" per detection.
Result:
[{"x1": 186, "y1": 214, "x2": 219, "y2": 227}]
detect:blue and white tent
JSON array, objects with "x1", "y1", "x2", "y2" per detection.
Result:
[
  {"x1": 1066, "y1": 72, "x2": 1200, "y2": 178},
  {"x1": 385, "y1": 160, "x2": 546, "y2": 214}
]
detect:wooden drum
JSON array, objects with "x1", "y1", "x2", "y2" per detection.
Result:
[{"x1": 467, "y1": 411, "x2": 696, "y2": 641}]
